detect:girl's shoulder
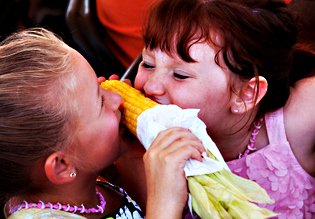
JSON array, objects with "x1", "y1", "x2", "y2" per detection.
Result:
[
  {"x1": 284, "y1": 76, "x2": 315, "y2": 176},
  {"x1": 285, "y1": 75, "x2": 315, "y2": 123}
]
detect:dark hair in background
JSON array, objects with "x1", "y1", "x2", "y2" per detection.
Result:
[
  {"x1": 144, "y1": 0, "x2": 315, "y2": 120},
  {"x1": 289, "y1": 0, "x2": 315, "y2": 83},
  {"x1": 289, "y1": 0, "x2": 315, "y2": 51}
]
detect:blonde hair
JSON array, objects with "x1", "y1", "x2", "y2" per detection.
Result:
[{"x1": 0, "y1": 28, "x2": 79, "y2": 202}]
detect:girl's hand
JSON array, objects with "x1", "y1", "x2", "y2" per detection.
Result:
[
  {"x1": 98, "y1": 74, "x2": 132, "y2": 85},
  {"x1": 144, "y1": 127, "x2": 205, "y2": 219},
  {"x1": 97, "y1": 74, "x2": 119, "y2": 84},
  {"x1": 109, "y1": 74, "x2": 119, "y2": 80},
  {"x1": 97, "y1": 76, "x2": 106, "y2": 83}
]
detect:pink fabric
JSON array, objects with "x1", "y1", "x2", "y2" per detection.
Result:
[{"x1": 227, "y1": 108, "x2": 315, "y2": 219}]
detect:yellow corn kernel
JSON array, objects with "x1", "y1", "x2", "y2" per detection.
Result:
[{"x1": 101, "y1": 80, "x2": 158, "y2": 135}]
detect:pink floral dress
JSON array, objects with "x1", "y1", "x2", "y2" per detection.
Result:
[{"x1": 227, "y1": 108, "x2": 315, "y2": 219}]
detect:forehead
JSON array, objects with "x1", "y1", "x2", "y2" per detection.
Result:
[
  {"x1": 70, "y1": 49, "x2": 97, "y2": 83},
  {"x1": 69, "y1": 49, "x2": 98, "y2": 113},
  {"x1": 189, "y1": 42, "x2": 216, "y2": 61},
  {"x1": 153, "y1": 29, "x2": 223, "y2": 60}
]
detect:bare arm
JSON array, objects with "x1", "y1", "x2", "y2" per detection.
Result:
[
  {"x1": 285, "y1": 76, "x2": 315, "y2": 176},
  {"x1": 144, "y1": 127, "x2": 205, "y2": 219}
]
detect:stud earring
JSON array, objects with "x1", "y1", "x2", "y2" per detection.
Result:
[
  {"x1": 232, "y1": 108, "x2": 239, "y2": 113},
  {"x1": 70, "y1": 172, "x2": 77, "y2": 177}
]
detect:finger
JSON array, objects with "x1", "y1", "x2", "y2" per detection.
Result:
[
  {"x1": 151, "y1": 127, "x2": 199, "y2": 149},
  {"x1": 121, "y1": 78, "x2": 132, "y2": 86},
  {"x1": 161, "y1": 138, "x2": 205, "y2": 157},
  {"x1": 109, "y1": 74, "x2": 119, "y2": 80},
  {"x1": 146, "y1": 143, "x2": 204, "y2": 172},
  {"x1": 97, "y1": 76, "x2": 106, "y2": 83},
  {"x1": 145, "y1": 135, "x2": 204, "y2": 168},
  {"x1": 151, "y1": 128, "x2": 204, "y2": 153}
]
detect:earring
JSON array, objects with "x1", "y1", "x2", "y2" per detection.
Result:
[
  {"x1": 232, "y1": 108, "x2": 239, "y2": 113},
  {"x1": 70, "y1": 172, "x2": 77, "y2": 177}
]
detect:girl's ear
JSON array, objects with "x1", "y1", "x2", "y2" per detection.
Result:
[
  {"x1": 231, "y1": 76, "x2": 268, "y2": 114},
  {"x1": 44, "y1": 152, "x2": 77, "y2": 185}
]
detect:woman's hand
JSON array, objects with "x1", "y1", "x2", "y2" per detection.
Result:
[{"x1": 144, "y1": 127, "x2": 205, "y2": 219}]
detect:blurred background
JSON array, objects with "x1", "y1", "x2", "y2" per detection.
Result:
[
  {"x1": 0, "y1": 0, "x2": 73, "y2": 48},
  {"x1": 0, "y1": 0, "x2": 128, "y2": 78},
  {"x1": 1, "y1": 0, "x2": 314, "y2": 79}
]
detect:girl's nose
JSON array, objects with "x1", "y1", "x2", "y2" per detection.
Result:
[
  {"x1": 143, "y1": 73, "x2": 165, "y2": 97},
  {"x1": 106, "y1": 90, "x2": 123, "y2": 110}
]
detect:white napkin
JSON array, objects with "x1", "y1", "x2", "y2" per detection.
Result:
[{"x1": 136, "y1": 104, "x2": 230, "y2": 176}]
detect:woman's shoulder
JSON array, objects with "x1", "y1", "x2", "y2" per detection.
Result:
[{"x1": 284, "y1": 76, "x2": 315, "y2": 177}]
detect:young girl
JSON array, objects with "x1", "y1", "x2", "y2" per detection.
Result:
[
  {"x1": 0, "y1": 28, "x2": 205, "y2": 219},
  {"x1": 117, "y1": 0, "x2": 315, "y2": 218}
]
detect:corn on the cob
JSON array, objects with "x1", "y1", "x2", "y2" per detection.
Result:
[
  {"x1": 101, "y1": 80, "x2": 158, "y2": 135},
  {"x1": 101, "y1": 80, "x2": 277, "y2": 219}
]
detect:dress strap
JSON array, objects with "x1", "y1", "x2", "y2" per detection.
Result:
[{"x1": 265, "y1": 107, "x2": 288, "y2": 144}]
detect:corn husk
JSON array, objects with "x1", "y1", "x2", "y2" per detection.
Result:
[{"x1": 187, "y1": 150, "x2": 278, "y2": 219}]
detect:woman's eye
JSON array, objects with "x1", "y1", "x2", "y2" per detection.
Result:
[
  {"x1": 141, "y1": 62, "x2": 154, "y2": 69},
  {"x1": 173, "y1": 72, "x2": 189, "y2": 79}
]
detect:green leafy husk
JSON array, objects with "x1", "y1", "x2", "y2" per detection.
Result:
[{"x1": 187, "y1": 151, "x2": 278, "y2": 219}]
